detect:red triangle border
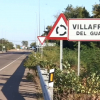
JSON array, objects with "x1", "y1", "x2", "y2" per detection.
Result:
[
  {"x1": 47, "y1": 13, "x2": 68, "y2": 40},
  {"x1": 37, "y1": 36, "x2": 46, "y2": 45}
]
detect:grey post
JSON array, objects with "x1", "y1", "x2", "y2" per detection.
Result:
[
  {"x1": 60, "y1": 40, "x2": 63, "y2": 70},
  {"x1": 78, "y1": 41, "x2": 80, "y2": 76},
  {"x1": 41, "y1": 45, "x2": 43, "y2": 58}
]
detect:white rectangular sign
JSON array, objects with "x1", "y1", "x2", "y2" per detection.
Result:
[{"x1": 68, "y1": 19, "x2": 100, "y2": 41}]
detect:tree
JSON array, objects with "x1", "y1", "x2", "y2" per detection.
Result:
[
  {"x1": 30, "y1": 42, "x2": 36, "y2": 47},
  {"x1": 63, "y1": 5, "x2": 90, "y2": 49},
  {"x1": 22, "y1": 41, "x2": 28, "y2": 47},
  {"x1": 16, "y1": 45, "x2": 20, "y2": 49},
  {"x1": 0, "y1": 38, "x2": 14, "y2": 50},
  {"x1": 92, "y1": 4, "x2": 100, "y2": 18},
  {"x1": 64, "y1": 5, "x2": 90, "y2": 19},
  {"x1": 89, "y1": 4, "x2": 100, "y2": 48},
  {"x1": 42, "y1": 25, "x2": 52, "y2": 36},
  {"x1": 7, "y1": 42, "x2": 14, "y2": 50}
]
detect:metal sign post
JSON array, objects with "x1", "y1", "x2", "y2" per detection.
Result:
[
  {"x1": 78, "y1": 41, "x2": 80, "y2": 76},
  {"x1": 41, "y1": 45, "x2": 43, "y2": 58},
  {"x1": 60, "y1": 40, "x2": 63, "y2": 70}
]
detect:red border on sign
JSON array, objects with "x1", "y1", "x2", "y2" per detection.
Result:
[
  {"x1": 47, "y1": 13, "x2": 68, "y2": 40},
  {"x1": 68, "y1": 18, "x2": 100, "y2": 41},
  {"x1": 37, "y1": 36, "x2": 46, "y2": 45}
]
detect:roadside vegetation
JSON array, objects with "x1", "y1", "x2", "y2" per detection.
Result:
[
  {"x1": 24, "y1": 3, "x2": 100, "y2": 100},
  {"x1": 24, "y1": 45, "x2": 100, "y2": 100}
]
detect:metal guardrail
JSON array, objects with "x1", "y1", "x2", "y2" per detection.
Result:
[{"x1": 37, "y1": 66, "x2": 51, "y2": 100}]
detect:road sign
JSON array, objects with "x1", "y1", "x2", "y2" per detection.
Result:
[
  {"x1": 68, "y1": 18, "x2": 100, "y2": 41},
  {"x1": 37, "y1": 36, "x2": 46, "y2": 45},
  {"x1": 47, "y1": 13, "x2": 68, "y2": 40}
]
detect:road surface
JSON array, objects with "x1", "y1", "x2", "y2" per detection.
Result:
[{"x1": 0, "y1": 50, "x2": 38, "y2": 100}]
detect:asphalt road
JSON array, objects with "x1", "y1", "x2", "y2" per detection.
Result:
[
  {"x1": 0, "y1": 50, "x2": 38, "y2": 100},
  {"x1": 0, "y1": 52, "x2": 29, "y2": 70}
]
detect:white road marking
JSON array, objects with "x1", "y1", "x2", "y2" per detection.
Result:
[{"x1": 0, "y1": 55, "x2": 25, "y2": 71}]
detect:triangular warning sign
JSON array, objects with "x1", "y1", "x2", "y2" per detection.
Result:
[
  {"x1": 37, "y1": 36, "x2": 46, "y2": 45},
  {"x1": 47, "y1": 13, "x2": 68, "y2": 40}
]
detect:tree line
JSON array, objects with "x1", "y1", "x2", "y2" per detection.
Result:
[
  {"x1": 41, "y1": 4, "x2": 100, "y2": 49},
  {"x1": 0, "y1": 38, "x2": 14, "y2": 51}
]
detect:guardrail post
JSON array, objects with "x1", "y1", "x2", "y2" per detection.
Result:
[{"x1": 48, "y1": 69, "x2": 54, "y2": 100}]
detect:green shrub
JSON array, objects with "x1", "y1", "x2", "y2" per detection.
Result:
[{"x1": 26, "y1": 72, "x2": 34, "y2": 81}]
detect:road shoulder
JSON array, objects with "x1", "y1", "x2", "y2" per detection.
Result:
[{"x1": 19, "y1": 68, "x2": 39, "y2": 100}]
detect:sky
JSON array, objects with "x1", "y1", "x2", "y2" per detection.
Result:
[{"x1": 0, "y1": 0, "x2": 99, "y2": 47}]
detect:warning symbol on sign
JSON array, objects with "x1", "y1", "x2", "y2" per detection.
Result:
[
  {"x1": 47, "y1": 13, "x2": 68, "y2": 40},
  {"x1": 56, "y1": 24, "x2": 67, "y2": 36}
]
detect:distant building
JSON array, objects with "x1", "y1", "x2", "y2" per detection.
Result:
[{"x1": 21, "y1": 46, "x2": 27, "y2": 49}]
